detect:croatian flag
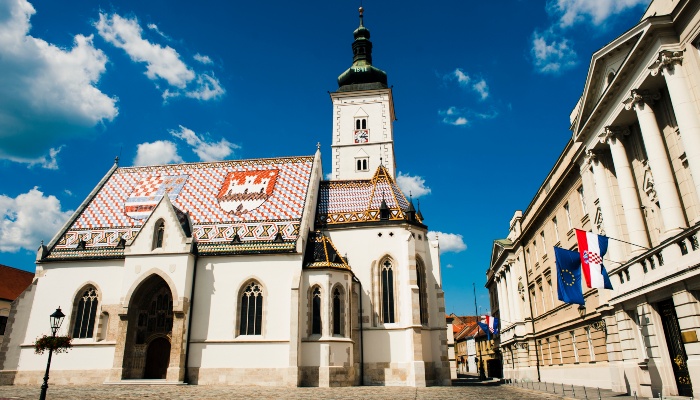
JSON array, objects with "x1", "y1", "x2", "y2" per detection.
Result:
[
  {"x1": 575, "y1": 229, "x2": 613, "y2": 290},
  {"x1": 477, "y1": 315, "x2": 499, "y2": 339}
]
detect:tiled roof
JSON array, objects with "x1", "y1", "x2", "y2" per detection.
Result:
[
  {"x1": 48, "y1": 156, "x2": 315, "y2": 258},
  {"x1": 317, "y1": 166, "x2": 415, "y2": 225},
  {"x1": 0, "y1": 264, "x2": 34, "y2": 301}
]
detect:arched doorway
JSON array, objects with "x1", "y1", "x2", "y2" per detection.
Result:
[
  {"x1": 144, "y1": 337, "x2": 171, "y2": 379},
  {"x1": 121, "y1": 275, "x2": 174, "y2": 379}
]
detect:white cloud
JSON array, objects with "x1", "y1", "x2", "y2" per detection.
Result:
[
  {"x1": 0, "y1": 0, "x2": 118, "y2": 167},
  {"x1": 0, "y1": 187, "x2": 73, "y2": 252},
  {"x1": 472, "y1": 79, "x2": 489, "y2": 100},
  {"x1": 133, "y1": 140, "x2": 182, "y2": 166},
  {"x1": 444, "y1": 69, "x2": 490, "y2": 100},
  {"x1": 96, "y1": 13, "x2": 194, "y2": 88},
  {"x1": 170, "y1": 125, "x2": 239, "y2": 162},
  {"x1": 531, "y1": 31, "x2": 578, "y2": 74},
  {"x1": 427, "y1": 231, "x2": 467, "y2": 254},
  {"x1": 396, "y1": 172, "x2": 431, "y2": 198},
  {"x1": 548, "y1": 0, "x2": 651, "y2": 28},
  {"x1": 445, "y1": 116, "x2": 468, "y2": 126},
  {"x1": 193, "y1": 53, "x2": 213, "y2": 65},
  {"x1": 325, "y1": 172, "x2": 333, "y2": 180},
  {"x1": 96, "y1": 13, "x2": 225, "y2": 101},
  {"x1": 147, "y1": 23, "x2": 170, "y2": 40},
  {"x1": 446, "y1": 264, "x2": 454, "y2": 269}
]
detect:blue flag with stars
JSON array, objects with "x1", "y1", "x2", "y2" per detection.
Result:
[{"x1": 554, "y1": 246, "x2": 585, "y2": 306}]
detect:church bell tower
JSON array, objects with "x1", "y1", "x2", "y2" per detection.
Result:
[{"x1": 330, "y1": 7, "x2": 397, "y2": 181}]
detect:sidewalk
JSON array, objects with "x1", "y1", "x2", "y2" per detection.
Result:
[{"x1": 505, "y1": 379, "x2": 674, "y2": 400}]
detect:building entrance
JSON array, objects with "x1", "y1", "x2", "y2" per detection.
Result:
[{"x1": 659, "y1": 299, "x2": 693, "y2": 396}]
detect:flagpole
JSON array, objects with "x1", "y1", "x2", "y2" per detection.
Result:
[
  {"x1": 473, "y1": 283, "x2": 486, "y2": 380},
  {"x1": 604, "y1": 234, "x2": 650, "y2": 250}
]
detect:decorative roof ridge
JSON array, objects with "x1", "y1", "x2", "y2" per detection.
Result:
[
  {"x1": 116, "y1": 154, "x2": 315, "y2": 171},
  {"x1": 367, "y1": 165, "x2": 406, "y2": 212},
  {"x1": 46, "y1": 162, "x2": 119, "y2": 253},
  {"x1": 303, "y1": 231, "x2": 350, "y2": 270}
]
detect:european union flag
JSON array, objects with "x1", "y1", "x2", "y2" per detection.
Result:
[{"x1": 554, "y1": 246, "x2": 585, "y2": 306}]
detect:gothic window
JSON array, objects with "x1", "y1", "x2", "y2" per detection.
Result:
[
  {"x1": 135, "y1": 283, "x2": 173, "y2": 344},
  {"x1": 72, "y1": 286, "x2": 99, "y2": 339},
  {"x1": 239, "y1": 281, "x2": 263, "y2": 336},
  {"x1": 153, "y1": 219, "x2": 165, "y2": 249},
  {"x1": 381, "y1": 259, "x2": 396, "y2": 323},
  {"x1": 416, "y1": 259, "x2": 428, "y2": 325},
  {"x1": 332, "y1": 287, "x2": 344, "y2": 336},
  {"x1": 312, "y1": 286, "x2": 322, "y2": 335}
]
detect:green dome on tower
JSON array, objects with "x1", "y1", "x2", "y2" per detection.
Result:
[{"x1": 337, "y1": 7, "x2": 388, "y2": 92}]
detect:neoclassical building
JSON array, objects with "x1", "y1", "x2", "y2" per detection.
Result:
[
  {"x1": 487, "y1": 0, "x2": 700, "y2": 397},
  {"x1": 0, "y1": 9, "x2": 450, "y2": 387}
]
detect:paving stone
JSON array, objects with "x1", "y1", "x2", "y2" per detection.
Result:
[{"x1": 0, "y1": 384, "x2": 562, "y2": 400}]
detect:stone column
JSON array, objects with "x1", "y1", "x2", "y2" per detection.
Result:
[
  {"x1": 508, "y1": 264, "x2": 522, "y2": 322},
  {"x1": 623, "y1": 90, "x2": 686, "y2": 236},
  {"x1": 500, "y1": 273, "x2": 511, "y2": 324},
  {"x1": 506, "y1": 268, "x2": 517, "y2": 323},
  {"x1": 584, "y1": 150, "x2": 625, "y2": 262},
  {"x1": 650, "y1": 51, "x2": 700, "y2": 216},
  {"x1": 600, "y1": 126, "x2": 650, "y2": 255},
  {"x1": 496, "y1": 278, "x2": 508, "y2": 323}
]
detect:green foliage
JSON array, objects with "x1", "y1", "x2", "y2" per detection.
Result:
[{"x1": 34, "y1": 335, "x2": 72, "y2": 354}]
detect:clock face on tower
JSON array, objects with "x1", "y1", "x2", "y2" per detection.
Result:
[{"x1": 354, "y1": 129, "x2": 369, "y2": 143}]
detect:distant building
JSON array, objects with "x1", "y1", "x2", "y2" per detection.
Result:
[
  {"x1": 0, "y1": 8, "x2": 449, "y2": 387},
  {"x1": 487, "y1": 0, "x2": 700, "y2": 397},
  {"x1": 0, "y1": 265, "x2": 34, "y2": 347}
]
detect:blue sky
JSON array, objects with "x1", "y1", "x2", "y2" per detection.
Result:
[{"x1": 0, "y1": 0, "x2": 651, "y2": 314}]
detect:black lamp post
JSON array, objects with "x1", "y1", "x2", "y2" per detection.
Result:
[{"x1": 39, "y1": 307, "x2": 65, "y2": 400}]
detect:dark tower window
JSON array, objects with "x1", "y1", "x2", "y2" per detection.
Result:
[
  {"x1": 153, "y1": 219, "x2": 165, "y2": 249},
  {"x1": 381, "y1": 260, "x2": 395, "y2": 323},
  {"x1": 240, "y1": 281, "x2": 263, "y2": 335},
  {"x1": 312, "y1": 286, "x2": 322, "y2": 335},
  {"x1": 356, "y1": 120, "x2": 361, "y2": 129},
  {"x1": 361, "y1": 119, "x2": 366, "y2": 129},
  {"x1": 72, "y1": 286, "x2": 99, "y2": 339},
  {"x1": 417, "y1": 260, "x2": 428, "y2": 325},
  {"x1": 333, "y1": 288, "x2": 343, "y2": 336}
]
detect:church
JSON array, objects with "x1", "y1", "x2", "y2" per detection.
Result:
[{"x1": 0, "y1": 8, "x2": 450, "y2": 387}]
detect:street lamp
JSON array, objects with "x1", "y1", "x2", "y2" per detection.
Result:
[{"x1": 39, "y1": 307, "x2": 65, "y2": 400}]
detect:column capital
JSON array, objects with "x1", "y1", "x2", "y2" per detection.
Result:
[
  {"x1": 623, "y1": 89, "x2": 660, "y2": 110},
  {"x1": 599, "y1": 126, "x2": 630, "y2": 144},
  {"x1": 584, "y1": 148, "x2": 603, "y2": 167},
  {"x1": 649, "y1": 49, "x2": 684, "y2": 76}
]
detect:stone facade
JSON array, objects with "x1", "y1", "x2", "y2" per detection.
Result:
[{"x1": 486, "y1": 0, "x2": 700, "y2": 397}]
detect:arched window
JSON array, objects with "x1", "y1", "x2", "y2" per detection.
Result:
[
  {"x1": 381, "y1": 259, "x2": 396, "y2": 323},
  {"x1": 416, "y1": 259, "x2": 428, "y2": 325},
  {"x1": 356, "y1": 119, "x2": 361, "y2": 129},
  {"x1": 153, "y1": 219, "x2": 165, "y2": 249},
  {"x1": 361, "y1": 119, "x2": 367, "y2": 129},
  {"x1": 312, "y1": 286, "x2": 322, "y2": 335},
  {"x1": 239, "y1": 281, "x2": 263, "y2": 335},
  {"x1": 72, "y1": 286, "x2": 99, "y2": 339},
  {"x1": 332, "y1": 287, "x2": 344, "y2": 336}
]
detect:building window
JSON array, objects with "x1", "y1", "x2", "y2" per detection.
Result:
[
  {"x1": 578, "y1": 186, "x2": 587, "y2": 214},
  {"x1": 553, "y1": 217, "x2": 560, "y2": 242},
  {"x1": 547, "y1": 278, "x2": 554, "y2": 306},
  {"x1": 417, "y1": 259, "x2": 428, "y2": 325},
  {"x1": 354, "y1": 118, "x2": 369, "y2": 143},
  {"x1": 547, "y1": 339, "x2": 553, "y2": 365},
  {"x1": 556, "y1": 335, "x2": 563, "y2": 364},
  {"x1": 332, "y1": 287, "x2": 343, "y2": 336},
  {"x1": 240, "y1": 281, "x2": 263, "y2": 336},
  {"x1": 533, "y1": 240, "x2": 539, "y2": 261},
  {"x1": 540, "y1": 231, "x2": 546, "y2": 255},
  {"x1": 153, "y1": 219, "x2": 165, "y2": 249},
  {"x1": 571, "y1": 330, "x2": 579, "y2": 362},
  {"x1": 526, "y1": 249, "x2": 531, "y2": 270},
  {"x1": 586, "y1": 327, "x2": 595, "y2": 361},
  {"x1": 0, "y1": 316, "x2": 7, "y2": 335},
  {"x1": 381, "y1": 259, "x2": 396, "y2": 323},
  {"x1": 356, "y1": 158, "x2": 369, "y2": 172},
  {"x1": 312, "y1": 286, "x2": 322, "y2": 335},
  {"x1": 538, "y1": 282, "x2": 546, "y2": 312},
  {"x1": 530, "y1": 288, "x2": 538, "y2": 316},
  {"x1": 355, "y1": 118, "x2": 367, "y2": 130},
  {"x1": 72, "y1": 286, "x2": 99, "y2": 339},
  {"x1": 564, "y1": 203, "x2": 572, "y2": 229}
]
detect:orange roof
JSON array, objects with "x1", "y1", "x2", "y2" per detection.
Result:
[{"x1": 0, "y1": 264, "x2": 34, "y2": 301}]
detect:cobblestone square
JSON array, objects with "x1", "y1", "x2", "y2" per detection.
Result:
[{"x1": 0, "y1": 384, "x2": 562, "y2": 400}]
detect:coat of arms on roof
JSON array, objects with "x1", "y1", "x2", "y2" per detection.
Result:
[
  {"x1": 124, "y1": 175, "x2": 189, "y2": 220},
  {"x1": 217, "y1": 169, "x2": 279, "y2": 216}
]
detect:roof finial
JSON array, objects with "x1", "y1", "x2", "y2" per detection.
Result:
[
  {"x1": 316, "y1": 142, "x2": 321, "y2": 150},
  {"x1": 114, "y1": 156, "x2": 119, "y2": 165},
  {"x1": 359, "y1": 6, "x2": 364, "y2": 27}
]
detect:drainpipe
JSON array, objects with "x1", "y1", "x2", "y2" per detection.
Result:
[
  {"x1": 351, "y1": 274, "x2": 364, "y2": 385},
  {"x1": 183, "y1": 245, "x2": 199, "y2": 384}
]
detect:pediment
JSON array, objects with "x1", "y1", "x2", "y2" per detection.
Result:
[
  {"x1": 125, "y1": 195, "x2": 193, "y2": 255},
  {"x1": 354, "y1": 107, "x2": 368, "y2": 118},
  {"x1": 355, "y1": 148, "x2": 369, "y2": 158},
  {"x1": 489, "y1": 239, "x2": 511, "y2": 267}
]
